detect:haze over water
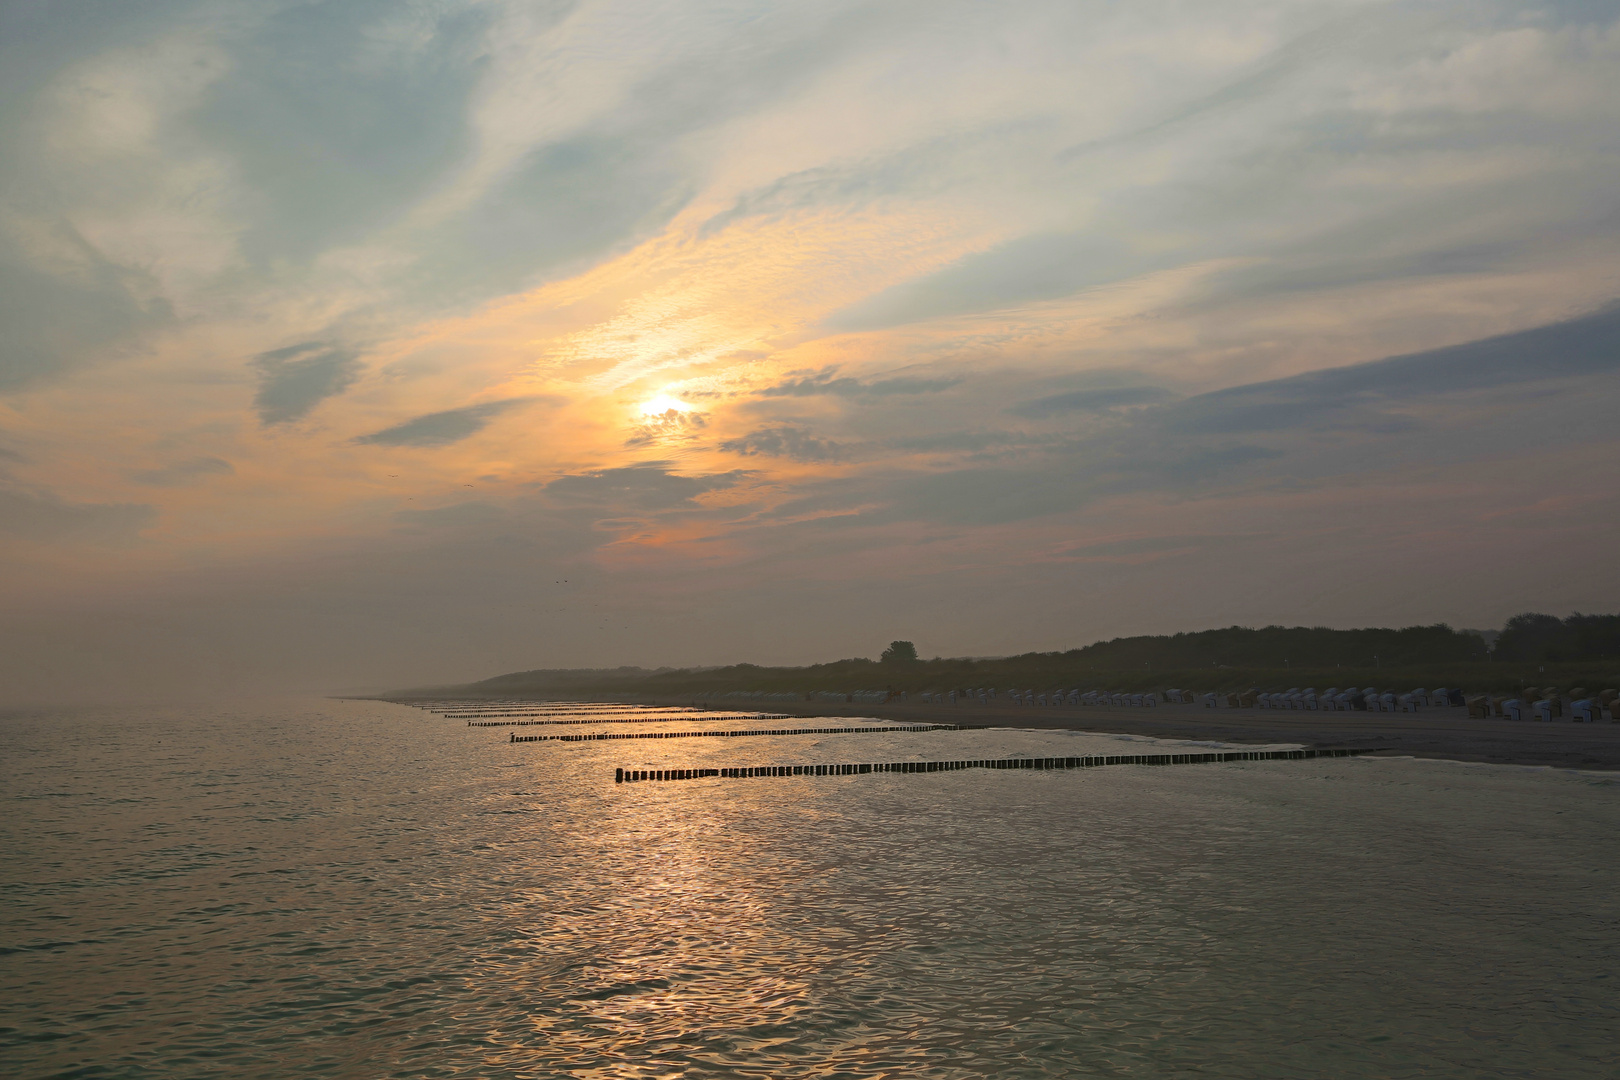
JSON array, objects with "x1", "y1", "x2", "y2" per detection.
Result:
[{"x1": 4, "y1": 699, "x2": 1616, "y2": 1078}]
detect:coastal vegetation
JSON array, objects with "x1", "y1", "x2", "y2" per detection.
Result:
[{"x1": 405, "y1": 616, "x2": 1620, "y2": 699}]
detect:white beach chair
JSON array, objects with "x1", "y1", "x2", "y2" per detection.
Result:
[
  {"x1": 1571, "y1": 699, "x2": 1597, "y2": 723},
  {"x1": 1502, "y1": 698, "x2": 1525, "y2": 721}
]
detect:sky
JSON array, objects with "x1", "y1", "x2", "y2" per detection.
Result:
[{"x1": 1, "y1": 0, "x2": 1618, "y2": 700}]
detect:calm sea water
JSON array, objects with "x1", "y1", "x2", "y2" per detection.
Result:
[{"x1": 2, "y1": 698, "x2": 1617, "y2": 1079}]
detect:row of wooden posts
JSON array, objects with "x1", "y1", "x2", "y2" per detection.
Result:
[
  {"x1": 511, "y1": 724, "x2": 969, "y2": 743},
  {"x1": 472, "y1": 712, "x2": 791, "y2": 727},
  {"x1": 450, "y1": 710, "x2": 704, "y2": 719},
  {"x1": 614, "y1": 747, "x2": 1376, "y2": 783}
]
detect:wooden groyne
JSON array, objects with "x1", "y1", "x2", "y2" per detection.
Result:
[
  {"x1": 473, "y1": 712, "x2": 792, "y2": 728},
  {"x1": 447, "y1": 710, "x2": 723, "y2": 719},
  {"x1": 614, "y1": 747, "x2": 1379, "y2": 783},
  {"x1": 512, "y1": 724, "x2": 971, "y2": 743}
]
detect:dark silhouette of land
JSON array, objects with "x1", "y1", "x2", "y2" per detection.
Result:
[{"x1": 384, "y1": 617, "x2": 1620, "y2": 770}]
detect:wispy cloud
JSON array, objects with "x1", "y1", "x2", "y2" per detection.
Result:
[
  {"x1": 720, "y1": 425, "x2": 848, "y2": 461},
  {"x1": 356, "y1": 399, "x2": 533, "y2": 447},
  {"x1": 249, "y1": 343, "x2": 362, "y2": 426},
  {"x1": 543, "y1": 462, "x2": 749, "y2": 511},
  {"x1": 762, "y1": 368, "x2": 960, "y2": 398},
  {"x1": 1010, "y1": 386, "x2": 1175, "y2": 418},
  {"x1": 0, "y1": 484, "x2": 152, "y2": 544},
  {"x1": 128, "y1": 456, "x2": 234, "y2": 487}
]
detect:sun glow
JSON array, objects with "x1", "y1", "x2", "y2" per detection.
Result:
[{"x1": 637, "y1": 394, "x2": 695, "y2": 417}]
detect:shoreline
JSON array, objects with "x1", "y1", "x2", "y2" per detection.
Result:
[{"x1": 608, "y1": 695, "x2": 1620, "y2": 772}]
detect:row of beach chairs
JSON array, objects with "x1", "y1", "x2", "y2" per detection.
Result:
[
  {"x1": 1012, "y1": 689, "x2": 1159, "y2": 708},
  {"x1": 1171, "y1": 686, "x2": 1618, "y2": 721},
  {"x1": 918, "y1": 689, "x2": 1167, "y2": 708},
  {"x1": 1464, "y1": 688, "x2": 1618, "y2": 722}
]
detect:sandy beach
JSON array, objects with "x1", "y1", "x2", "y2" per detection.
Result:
[{"x1": 630, "y1": 696, "x2": 1620, "y2": 772}]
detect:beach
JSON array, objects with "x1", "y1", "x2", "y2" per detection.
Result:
[{"x1": 641, "y1": 696, "x2": 1620, "y2": 771}]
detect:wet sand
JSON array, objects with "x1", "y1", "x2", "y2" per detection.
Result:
[{"x1": 632, "y1": 696, "x2": 1620, "y2": 771}]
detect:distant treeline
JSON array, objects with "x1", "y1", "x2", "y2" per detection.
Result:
[
  {"x1": 1494, "y1": 613, "x2": 1620, "y2": 663},
  {"x1": 1053, "y1": 623, "x2": 1488, "y2": 669},
  {"x1": 400, "y1": 613, "x2": 1620, "y2": 699}
]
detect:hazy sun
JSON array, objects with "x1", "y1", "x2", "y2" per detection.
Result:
[{"x1": 637, "y1": 394, "x2": 694, "y2": 417}]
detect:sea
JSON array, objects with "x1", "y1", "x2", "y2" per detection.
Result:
[{"x1": 2, "y1": 697, "x2": 1616, "y2": 1079}]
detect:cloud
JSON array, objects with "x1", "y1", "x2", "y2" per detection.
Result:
[
  {"x1": 824, "y1": 230, "x2": 1166, "y2": 332},
  {"x1": 720, "y1": 425, "x2": 848, "y2": 462},
  {"x1": 626, "y1": 408, "x2": 708, "y2": 448},
  {"x1": 249, "y1": 342, "x2": 362, "y2": 425},
  {"x1": 762, "y1": 368, "x2": 960, "y2": 398},
  {"x1": 191, "y1": 1, "x2": 493, "y2": 264},
  {"x1": 791, "y1": 302, "x2": 1620, "y2": 528},
  {"x1": 543, "y1": 462, "x2": 749, "y2": 511},
  {"x1": 888, "y1": 430, "x2": 1037, "y2": 454},
  {"x1": 128, "y1": 456, "x2": 234, "y2": 487},
  {"x1": 1011, "y1": 386, "x2": 1176, "y2": 418},
  {"x1": 0, "y1": 224, "x2": 173, "y2": 393},
  {"x1": 355, "y1": 399, "x2": 531, "y2": 447},
  {"x1": 1173, "y1": 300, "x2": 1620, "y2": 435},
  {"x1": 426, "y1": 2, "x2": 899, "y2": 303},
  {"x1": 0, "y1": 484, "x2": 152, "y2": 544}
]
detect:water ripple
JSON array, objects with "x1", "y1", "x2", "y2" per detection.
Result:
[{"x1": 0, "y1": 700, "x2": 1615, "y2": 1078}]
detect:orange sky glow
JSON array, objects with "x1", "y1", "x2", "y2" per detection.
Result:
[{"x1": 1, "y1": 1, "x2": 1617, "y2": 697}]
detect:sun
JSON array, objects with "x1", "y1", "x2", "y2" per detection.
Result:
[{"x1": 637, "y1": 394, "x2": 694, "y2": 417}]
